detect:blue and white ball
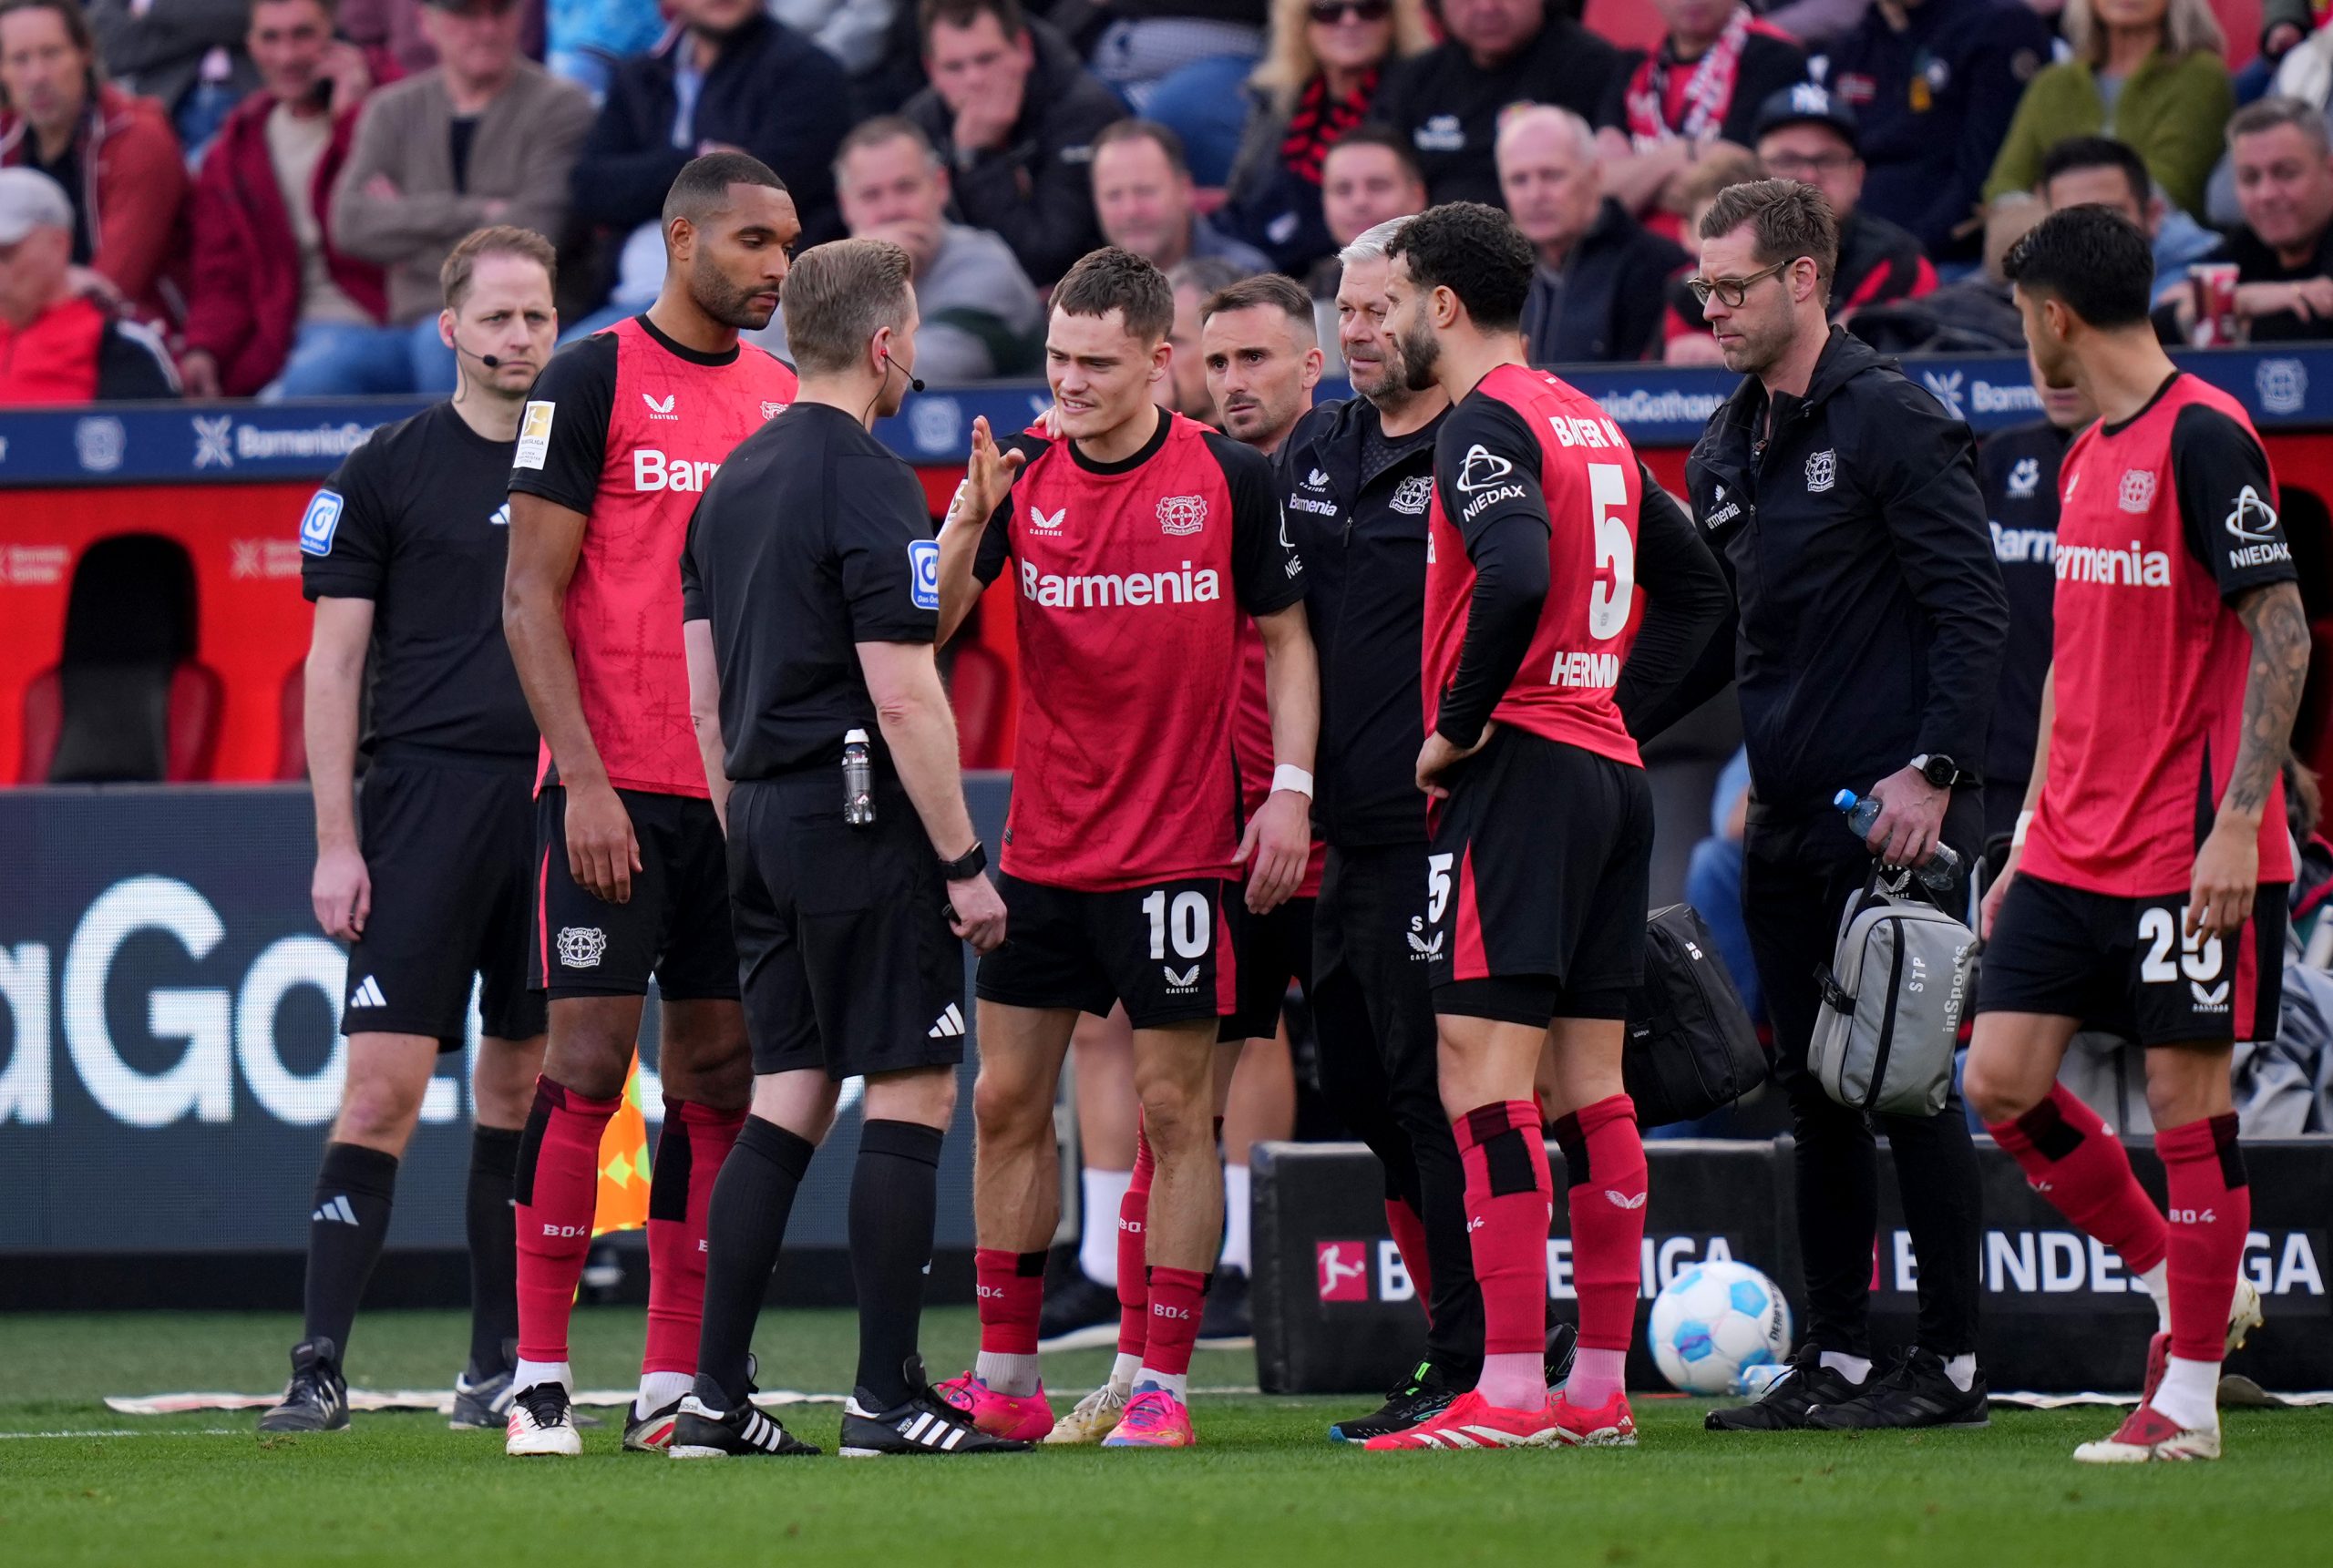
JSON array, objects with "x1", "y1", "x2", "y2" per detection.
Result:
[{"x1": 1649, "y1": 1260, "x2": 1793, "y2": 1396}]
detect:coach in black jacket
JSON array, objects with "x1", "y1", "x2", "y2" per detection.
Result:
[
  {"x1": 570, "y1": 6, "x2": 850, "y2": 247},
  {"x1": 1680, "y1": 181, "x2": 2007, "y2": 1433}
]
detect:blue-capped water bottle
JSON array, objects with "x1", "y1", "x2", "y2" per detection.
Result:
[
  {"x1": 842, "y1": 728, "x2": 875, "y2": 826},
  {"x1": 1835, "y1": 789, "x2": 1961, "y2": 892}
]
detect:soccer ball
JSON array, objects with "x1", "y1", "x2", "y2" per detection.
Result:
[{"x1": 1649, "y1": 1260, "x2": 1793, "y2": 1396}]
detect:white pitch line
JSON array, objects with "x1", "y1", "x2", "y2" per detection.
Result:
[{"x1": 0, "y1": 1428, "x2": 246, "y2": 1440}]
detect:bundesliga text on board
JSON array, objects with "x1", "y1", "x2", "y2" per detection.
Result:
[{"x1": 1317, "y1": 1234, "x2": 1749, "y2": 1307}]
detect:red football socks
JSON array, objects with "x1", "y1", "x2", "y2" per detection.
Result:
[
  {"x1": 1384, "y1": 1195, "x2": 1434, "y2": 1326},
  {"x1": 1116, "y1": 1123, "x2": 1156, "y2": 1358},
  {"x1": 513, "y1": 1078, "x2": 618, "y2": 1365},
  {"x1": 1140, "y1": 1266, "x2": 1208, "y2": 1378},
  {"x1": 1553, "y1": 1094, "x2": 1647, "y2": 1356},
  {"x1": 1987, "y1": 1083, "x2": 2169, "y2": 1276},
  {"x1": 2157, "y1": 1112, "x2": 2250, "y2": 1363},
  {"x1": 642, "y1": 1098, "x2": 743, "y2": 1376},
  {"x1": 974, "y1": 1246, "x2": 1046, "y2": 1356},
  {"x1": 1454, "y1": 1100, "x2": 1551, "y2": 1359}
]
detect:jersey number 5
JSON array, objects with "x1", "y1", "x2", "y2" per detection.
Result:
[{"x1": 1586, "y1": 462, "x2": 1635, "y2": 641}]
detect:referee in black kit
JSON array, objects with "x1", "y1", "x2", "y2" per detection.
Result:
[
  {"x1": 263, "y1": 228, "x2": 560, "y2": 1436},
  {"x1": 670, "y1": 236, "x2": 1027, "y2": 1460}
]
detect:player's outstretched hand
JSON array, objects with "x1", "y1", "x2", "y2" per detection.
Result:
[
  {"x1": 312, "y1": 842, "x2": 371, "y2": 940},
  {"x1": 948, "y1": 871, "x2": 1009, "y2": 954},
  {"x1": 1414, "y1": 723, "x2": 1495, "y2": 802},
  {"x1": 2188, "y1": 816, "x2": 2261, "y2": 939},
  {"x1": 566, "y1": 779, "x2": 643, "y2": 904},
  {"x1": 1862, "y1": 764, "x2": 1947, "y2": 867},
  {"x1": 949, "y1": 416, "x2": 1025, "y2": 535},
  {"x1": 1237, "y1": 788, "x2": 1311, "y2": 913}
]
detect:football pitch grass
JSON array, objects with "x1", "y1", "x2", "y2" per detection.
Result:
[{"x1": 5, "y1": 1307, "x2": 2330, "y2": 1566}]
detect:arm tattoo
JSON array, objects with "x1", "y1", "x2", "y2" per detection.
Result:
[{"x1": 2227, "y1": 581, "x2": 2311, "y2": 816}]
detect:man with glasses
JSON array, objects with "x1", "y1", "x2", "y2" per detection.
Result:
[
  {"x1": 1749, "y1": 85, "x2": 1936, "y2": 320},
  {"x1": 1681, "y1": 178, "x2": 2007, "y2": 1433}
]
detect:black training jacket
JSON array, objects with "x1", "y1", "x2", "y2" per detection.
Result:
[
  {"x1": 1678, "y1": 327, "x2": 2008, "y2": 820},
  {"x1": 1280, "y1": 395, "x2": 1444, "y2": 848}
]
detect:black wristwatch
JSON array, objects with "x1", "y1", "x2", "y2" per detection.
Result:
[
  {"x1": 938, "y1": 839, "x2": 987, "y2": 881},
  {"x1": 1911, "y1": 753, "x2": 1963, "y2": 790}
]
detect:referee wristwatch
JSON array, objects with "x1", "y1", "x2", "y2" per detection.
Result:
[
  {"x1": 1910, "y1": 753, "x2": 1968, "y2": 791},
  {"x1": 938, "y1": 840, "x2": 988, "y2": 881}
]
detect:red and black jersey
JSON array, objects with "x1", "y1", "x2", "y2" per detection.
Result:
[
  {"x1": 506, "y1": 313, "x2": 797, "y2": 798},
  {"x1": 2024, "y1": 374, "x2": 2297, "y2": 897},
  {"x1": 973, "y1": 409, "x2": 1306, "y2": 891},
  {"x1": 1423, "y1": 363, "x2": 1645, "y2": 769}
]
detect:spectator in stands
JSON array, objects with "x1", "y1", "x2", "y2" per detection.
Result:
[
  {"x1": 904, "y1": 0, "x2": 1125, "y2": 288},
  {"x1": 2238, "y1": 0, "x2": 2314, "y2": 107},
  {"x1": 1683, "y1": 746, "x2": 1762, "y2": 1025},
  {"x1": 1595, "y1": 0, "x2": 1810, "y2": 228},
  {"x1": 1984, "y1": 0, "x2": 2230, "y2": 222},
  {"x1": 337, "y1": 0, "x2": 540, "y2": 77},
  {"x1": 0, "y1": 0, "x2": 189, "y2": 328},
  {"x1": 569, "y1": 0, "x2": 848, "y2": 333},
  {"x1": 772, "y1": 0, "x2": 899, "y2": 80},
  {"x1": 1662, "y1": 142, "x2": 1763, "y2": 363},
  {"x1": 1092, "y1": 118, "x2": 1271, "y2": 274},
  {"x1": 1308, "y1": 123, "x2": 1423, "y2": 292},
  {"x1": 1219, "y1": 0, "x2": 1430, "y2": 275},
  {"x1": 0, "y1": 166, "x2": 177, "y2": 400},
  {"x1": 543, "y1": 0, "x2": 662, "y2": 99},
  {"x1": 1370, "y1": 0, "x2": 1617, "y2": 207},
  {"x1": 1090, "y1": 3, "x2": 1269, "y2": 186},
  {"x1": 2162, "y1": 96, "x2": 2333, "y2": 343},
  {"x1": 87, "y1": 0, "x2": 257, "y2": 159},
  {"x1": 1752, "y1": 84, "x2": 1937, "y2": 313},
  {"x1": 757, "y1": 115, "x2": 1041, "y2": 381},
  {"x1": 181, "y1": 0, "x2": 385, "y2": 397},
  {"x1": 328, "y1": 0, "x2": 590, "y2": 392},
  {"x1": 1166, "y1": 252, "x2": 1245, "y2": 419},
  {"x1": 1816, "y1": 0, "x2": 2050, "y2": 260},
  {"x1": 2036, "y1": 133, "x2": 2221, "y2": 292},
  {"x1": 1498, "y1": 106, "x2": 1686, "y2": 364}
]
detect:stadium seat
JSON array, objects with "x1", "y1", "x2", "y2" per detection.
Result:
[{"x1": 19, "y1": 534, "x2": 224, "y2": 784}]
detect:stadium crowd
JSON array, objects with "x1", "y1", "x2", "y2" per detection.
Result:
[{"x1": 8, "y1": 0, "x2": 2333, "y2": 401}]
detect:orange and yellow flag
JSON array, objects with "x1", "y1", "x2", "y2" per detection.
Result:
[{"x1": 591, "y1": 1056, "x2": 653, "y2": 1236}]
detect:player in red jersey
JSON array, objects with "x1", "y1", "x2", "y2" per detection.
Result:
[
  {"x1": 498, "y1": 152, "x2": 801, "y2": 1457},
  {"x1": 1967, "y1": 206, "x2": 2303, "y2": 1464},
  {"x1": 927, "y1": 247, "x2": 1320, "y2": 1450},
  {"x1": 1364, "y1": 202, "x2": 1728, "y2": 1451}
]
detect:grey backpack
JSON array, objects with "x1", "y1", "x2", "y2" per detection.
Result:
[{"x1": 1809, "y1": 865, "x2": 1978, "y2": 1117}]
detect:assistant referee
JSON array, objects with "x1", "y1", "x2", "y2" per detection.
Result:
[{"x1": 669, "y1": 237, "x2": 1025, "y2": 1460}]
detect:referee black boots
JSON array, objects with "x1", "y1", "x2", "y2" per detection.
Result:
[{"x1": 257, "y1": 1337, "x2": 349, "y2": 1435}]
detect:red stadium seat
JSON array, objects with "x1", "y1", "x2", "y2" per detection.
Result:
[
  {"x1": 949, "y1": 641, "x2": 1012, "y2": 770},
  {"x1": 276, "y1": 662, "x2": 307, "y2": 782}
]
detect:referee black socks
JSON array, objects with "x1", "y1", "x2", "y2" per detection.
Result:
[
  {"x1": 466, "y1": 1126, "x2": 522, "y2": 1378},
  {"x1": 694, "y1": 1116, "x2": 817, "y2": 1409},
  {"x1": 850, "y1": 1119, "x2": 947, "y2": 1410},
  {"x1": 303, "y1": 1142, "x2": 400, "y2": 1354}
]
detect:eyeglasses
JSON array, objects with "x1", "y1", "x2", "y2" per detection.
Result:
[
  {"x1": 1686, "y1": 259, "x2": 1796, "y2": 309},
  {"x1": 1309, "y1": 0, "x2": 1393, "y2": 23}
]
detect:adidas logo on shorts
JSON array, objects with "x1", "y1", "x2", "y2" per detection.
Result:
[
  {"x1": 928, "y1": 1003, "x2": 966, "y2": 1039},
  {"x1": 348, "y1": 975, "x2": 386, "y2": 1009}
]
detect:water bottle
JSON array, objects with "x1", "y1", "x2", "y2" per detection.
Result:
[
  {"x1": 842, "y1": 728, "x2": 875, "y2": 826},
  {"x1": 1834, "y1": 789, "x2": 1960, "y2": 892}
]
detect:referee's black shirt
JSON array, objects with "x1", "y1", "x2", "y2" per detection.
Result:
[
  {"x1": 297, "y1": 401, "x2": 536, "y2": 763},
  {"x1": 680, "y1": 400, "x2": 940, "y2": 781}
]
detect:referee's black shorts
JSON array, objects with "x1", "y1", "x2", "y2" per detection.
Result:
[
  {"x1": 726, "y1": 771, "x2": 968, "y2": 1081},
  {"x1": 343, "y1": 752, "x2": 546, "y2": 1047}
]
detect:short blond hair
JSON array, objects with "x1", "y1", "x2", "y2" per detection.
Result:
[
  {"x1": 2061, "y1": 0, "x2": 2224, "y2": 64},
  {"x1": 440, "y1": 225, "x2": 556, "y2": 312},
  {"x1": 782, "y1": 237, "x2": 915, "y2": 375}
]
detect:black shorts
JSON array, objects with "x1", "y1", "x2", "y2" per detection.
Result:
[
  {"x1": 1975, "y1": 873, "x2": 2287, "y2": 1046},
  {"x1": 529, "y1": 784, "x2": 739, "y2": 1001},
  {"x1": 726, "y1": 773, "x2": 966, "y2": 1081},
  {"x1": 1423, "y1": 728, "x2": 1652, "y2": 1027},
  {"x1": 1221, "y1": 894, "x2": 1314, "y2": 1040},
  {"x1": 977, "y1": 872, "x2": 1239, "y2": 1030},
  {"x1": 344, "y1": 756, "x2": 546, "y2": 1047}
]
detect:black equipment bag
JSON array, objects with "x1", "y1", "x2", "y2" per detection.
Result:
[{"x1": 1622, "y1": 903, "x2": 1767, "y2": 1127}]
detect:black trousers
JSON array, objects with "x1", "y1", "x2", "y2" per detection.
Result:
[
  {"x1": 1311, "y1": 843, "x2": 1484, "y2": 1379},
  {"x1": 1742, "y1": 798, "x2": 1984, "y2": 1360}
]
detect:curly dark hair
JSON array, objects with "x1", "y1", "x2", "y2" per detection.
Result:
[
  {"x1": 1382, "y1": 200, "x2": 1534, "y2": 333},
  {"x1": 2003, "y1": 203, "x2": 2155, "y2": 330},
  {"x1": 1053, "y1": 246, "x2": 1176, "y2": 345}
]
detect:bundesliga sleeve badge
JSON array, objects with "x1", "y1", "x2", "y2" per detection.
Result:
[
  {"x1": 513, "y1": 401, "x2": 555, "y2": 470},
  {"x1": 909, "y1": 538, "x2": 940, "y2": 610}
]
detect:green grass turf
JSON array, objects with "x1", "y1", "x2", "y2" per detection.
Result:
[{"x1": 4, "y1": 1307, "x2": 2330, "y2": 1567}]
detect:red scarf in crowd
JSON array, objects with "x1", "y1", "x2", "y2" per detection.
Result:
[
  {"x1": 1280, "y1": 68, "x2": 1378, "y2": 185},
  {"x1": 1622, "y1": 4, "x2": 1776, "y2": 148}
]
